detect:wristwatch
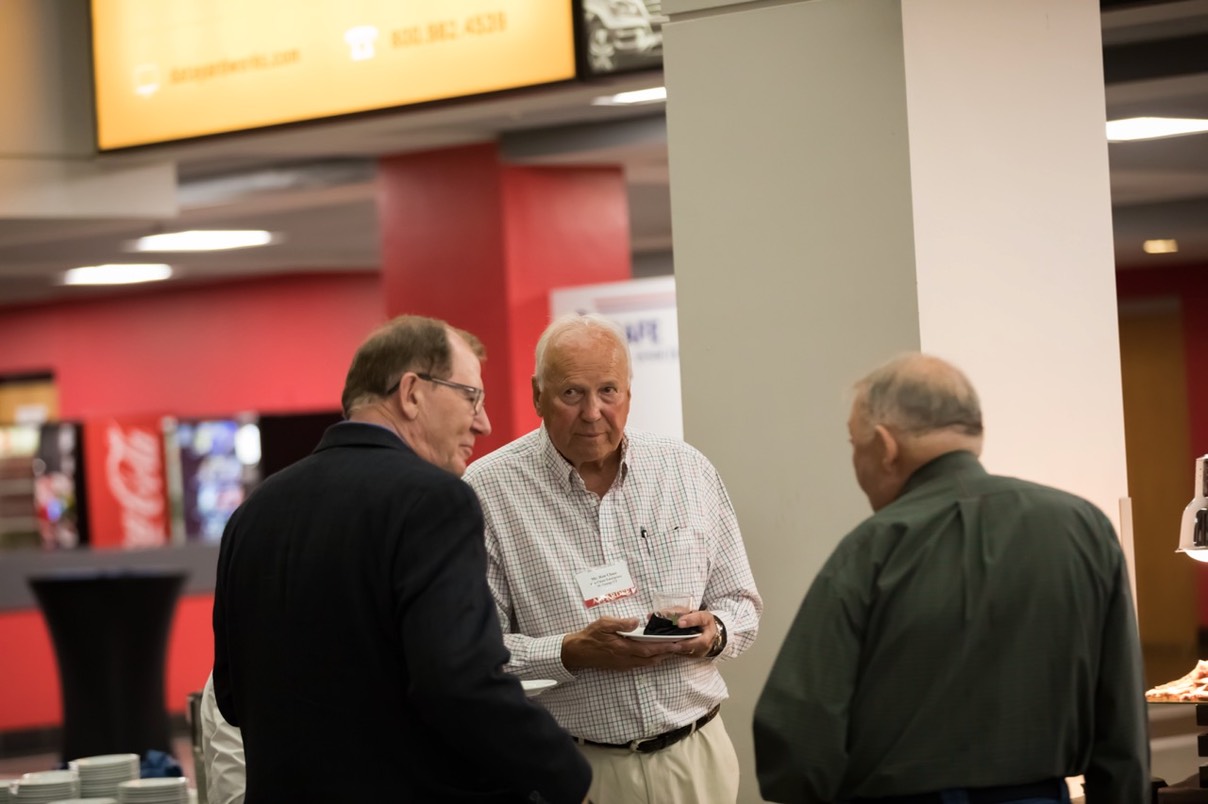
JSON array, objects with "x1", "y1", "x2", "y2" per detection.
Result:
[{"x1": 706, "y1": 615, "x2": 727, "y2": 659}]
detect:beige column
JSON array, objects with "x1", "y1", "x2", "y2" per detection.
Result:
[{"x1": 662, "y1": 1, "x2": 1124, "y2": 800}]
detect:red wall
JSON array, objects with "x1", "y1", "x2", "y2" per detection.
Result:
[
  {"x1": 0, "y1": 273, "x2": 385, "y2": 419},
  {"x1": 1117, "y1": 262, "x2": 1208, "y2": 627},
  {"x1": 0, "y1": 609, "x2": 60, "y2": 729},
  {"x1": 0, "y1": 273, "x2": 385, "y2": 731}
]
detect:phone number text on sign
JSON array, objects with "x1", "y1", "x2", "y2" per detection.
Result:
[{"x1": 393, "y1": 12, "x2": 507, "y2": 47}]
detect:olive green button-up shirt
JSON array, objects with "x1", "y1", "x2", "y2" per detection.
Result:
[{"x1": 754, "y1": 450, "x2": 1148, "y2": 804}]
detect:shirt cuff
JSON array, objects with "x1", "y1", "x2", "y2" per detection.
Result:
[{"x1": 527, "y1": 634, "x2": 578, "y2": 683}]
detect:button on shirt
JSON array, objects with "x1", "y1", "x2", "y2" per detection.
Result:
[{"x1": 463, "y1": 427, "x2": 762, "y2": 744}]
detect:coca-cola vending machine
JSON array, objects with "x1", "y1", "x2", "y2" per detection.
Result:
[
  {"x1": 0, "y1": 422, "x2": 89, "y2": 551},
  {"x1": 163, "y1": 416, "x2": 261, "y2": 544},
  {"x1": 34, "y1": 421, "x2": 89, "y2": 549},
  {"x1": 83, "y1": 416, "x2": 170, "y2": 549}
]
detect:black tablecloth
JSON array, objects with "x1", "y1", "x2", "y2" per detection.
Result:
[{"x1": 29, "y1": 569, "x2": 187, "y2": 762}]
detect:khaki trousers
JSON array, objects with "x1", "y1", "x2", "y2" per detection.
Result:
[{"x1": 577, "y1": 714, "x2": 739, "y2": 804}]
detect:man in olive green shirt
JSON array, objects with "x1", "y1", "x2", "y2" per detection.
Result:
[{"x1": 754, "y1": 353, "x2": 1148, "y2": 804}]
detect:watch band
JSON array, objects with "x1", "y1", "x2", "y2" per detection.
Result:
[{"x1": 706, "y1": 614, "x2": 727, "y2": 658}]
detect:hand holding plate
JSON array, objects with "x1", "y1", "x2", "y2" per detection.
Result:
[
  {"x1": 667, "y1": 610, "x2": 717, "y2": 659},
  {"x1": 561, "y1": 615, "x2": 687, "y2": 671}
]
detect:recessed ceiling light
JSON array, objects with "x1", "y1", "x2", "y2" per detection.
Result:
[
  {"x1": 133, "y1": 230, "x2": 274, "y2": 252},
  {"x1": 1142, "y1": 239, "x2": 1179, "y2": 255},
  {"x1": 63, "y1": 264, "x2": 173, "y2": 285},
  {"x1": 592, "y1": 86, "x2": 666, "y2": 106},
  {"x1": 1106, "y1": 117, "x2": 1208, "y2": 142}
]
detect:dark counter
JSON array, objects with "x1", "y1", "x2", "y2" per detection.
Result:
[{"x1": 0, "y1": 542, "x2": 219, "y2": 611}]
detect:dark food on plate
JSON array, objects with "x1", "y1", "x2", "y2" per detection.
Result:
[{"x1": 643, "y1": 613, "x2": 703, "y2": 637}]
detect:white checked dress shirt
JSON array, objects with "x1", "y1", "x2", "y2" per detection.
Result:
[{"x1": 463, "y1": 426, "x2": 762, "y2": 744}]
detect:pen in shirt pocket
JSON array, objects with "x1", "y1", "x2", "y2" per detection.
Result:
[{"x1": 640, "y1": 527, "x2": 651, "y2": 555}]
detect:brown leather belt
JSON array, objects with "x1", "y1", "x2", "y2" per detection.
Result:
[
  {"x1": 574, "y1": 704, "x2": 721, "y2": 754},
  {"x1": 854, "y1": 779, "x2": 1065, "y2": 804}
]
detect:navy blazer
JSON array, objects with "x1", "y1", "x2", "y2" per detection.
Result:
[{"x1": 213, "y1": 422, "x2": 590, "y2": 803}]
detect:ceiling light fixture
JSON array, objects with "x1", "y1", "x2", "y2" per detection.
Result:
[
  {"x1": 1106, "y1": 117, "x2": 1208, "y2": 142},
  {"x1": 133, "y1": 230, "x2": 274, "y2": 252},
  {"x1": 592, "y1": 86, "x2": 667, "y2": 106},
  {"x1": 63, "y1": 263, "x2": 173, "y2": 285},
  {"x1": 1143, "y1": 239, "x2": 1179, "y2": 255}
]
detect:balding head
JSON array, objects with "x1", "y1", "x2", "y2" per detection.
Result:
[
  {"x1": 534, "y1": 313, "x2": 631, "y2": 392},
  {"x1": 852, "y1": 353, "x2": 983, "y2": 439},
  {"x1": 848, "y1": 354, "x2": 984, "y2": 511}
]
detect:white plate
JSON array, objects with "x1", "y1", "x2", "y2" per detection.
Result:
[
  {"x1": 19, "y1": 771, "x2": 77, "y2": 783},
  {"x1": 521, "y1": 679, "x2": 557, "y2": 696},
  {"x1": 618, "y1": 629, "x2": 694, "y2": 642},
  {"x1": 69, "y1": 754, "x2": 139, "y2": 770}
]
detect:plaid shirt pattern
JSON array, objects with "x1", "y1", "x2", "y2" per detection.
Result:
[{"x1": 464, "y1": 427, "x2": 762, "y2": 744}]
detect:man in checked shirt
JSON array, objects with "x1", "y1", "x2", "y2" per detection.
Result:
[{"x1": 464, "y1": 313, "x2": 762, "y2": 804}]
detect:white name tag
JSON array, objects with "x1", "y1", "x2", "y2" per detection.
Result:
[{"x1": 575, "y1": 561, "x2": 637, "y2": 608}]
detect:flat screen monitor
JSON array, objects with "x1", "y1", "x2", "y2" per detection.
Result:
[{"x1": 91, "y1": 0, "x2": 578, "y2": 150}]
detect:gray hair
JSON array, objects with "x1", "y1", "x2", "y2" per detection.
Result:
[
  {"x1": 853, "y1": 353, "x2": 983, "y2": 437},
  {"x1": 534, "y1": 313, "x2": 632, "y2": 390}
]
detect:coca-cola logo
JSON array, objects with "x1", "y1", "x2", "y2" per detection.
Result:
[{"x1": 105, "y1": 423, "x2": 165, "y2": 547}]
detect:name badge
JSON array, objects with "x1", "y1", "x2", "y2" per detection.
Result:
[{"x1": 575, "y1": 561, "x2": 637, "y2": 608}]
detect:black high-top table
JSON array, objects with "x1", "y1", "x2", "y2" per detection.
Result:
[{"x1": 29, "y1": 569, "x2": 186, "y2": 762}]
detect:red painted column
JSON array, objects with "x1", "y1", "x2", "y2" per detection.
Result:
[{"x1": 377, "y1": 143, "x2": 632, "y2": 453}]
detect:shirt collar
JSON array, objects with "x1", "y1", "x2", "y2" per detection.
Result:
[
  {"x1": 537, "y1": 425, "x2": 631, "y2": 493},
  {"x1": 899, "y1": 449, "x2": 985, "y2": 497}
]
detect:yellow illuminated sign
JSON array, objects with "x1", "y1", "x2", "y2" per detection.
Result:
[{"x1": 91, "y1": 0, "x2": 577, "y2": 150}]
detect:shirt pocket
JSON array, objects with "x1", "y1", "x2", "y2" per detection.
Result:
[{"x1": 649, "y1": 523, "x2": 710, "y2": 603}]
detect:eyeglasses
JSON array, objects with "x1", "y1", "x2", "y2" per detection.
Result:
[
  {"x1": 384, "y1": 371, "x2": 483, "y2": 412},
  {"x1": 386, "y1": 372, "x2": 485, "y2": 414},
  {"x1": 421, "y1": 374, "x2": 485, "y2": 414}
]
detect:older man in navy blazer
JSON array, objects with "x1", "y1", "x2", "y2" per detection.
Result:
[{"x1": 213, "y1": 314, "x2": 591, "y2": 803}]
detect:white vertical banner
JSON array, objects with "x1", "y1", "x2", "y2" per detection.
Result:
[{"x1": 550, "y1": 276, "x2": 683, "y2": 439}]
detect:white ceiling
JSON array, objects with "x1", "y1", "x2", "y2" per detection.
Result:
[{"x1": 1, "y1": 0, "x2": 1207, "y2": 308}]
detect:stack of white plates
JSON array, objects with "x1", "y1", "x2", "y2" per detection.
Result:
[
  {"x1": 0, "y1": 775, "x2": 22, "y2": 803},
  {"x1": 11, "y1": 771, "x2": 79, "y2": 802},
  {"x1": 47, "y1": 799, "x2": 118, "y2": 804},
  {"x1": 115, "y1": 778, "x2": 187, "y2": 804},
  {"x1": 67, "y1": 755, "x2": 139, "y2": 799}
]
